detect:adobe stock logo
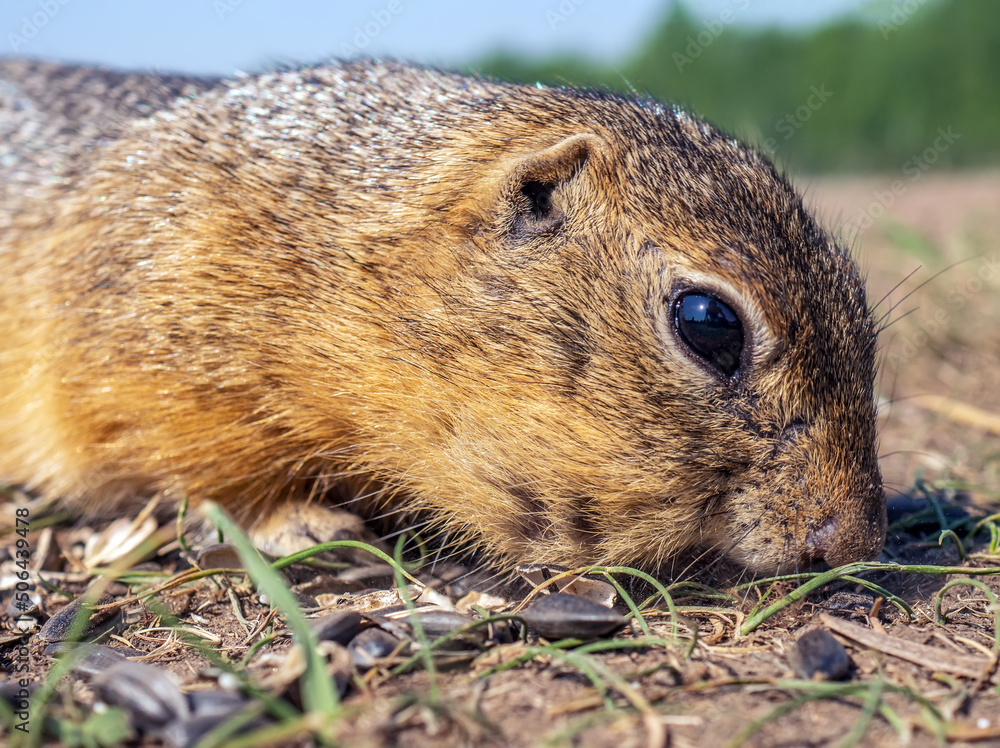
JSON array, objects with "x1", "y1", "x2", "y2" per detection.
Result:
[
  {"x1": 877, "y1": 0, "x2": 932, "y2": 39},
  {"x1": 885, "y1": 255, "x2": 1000, "y2": 370},
  {"x1": 339, "y1": 1, "x2": 404, "y2": 57},
  {"x1": 850, "y1": 127, "x2": 961, "y2": 235},
  {"x1": 7, "y1": 0, "x2": 71, "y2": 52},
  {"x1": 672, "y1": 0, "x2": 751, "y2": 72},
  {"x1": 547, "y1": 0, "x2": 588, "y2": 30},
  {"x1": 760, "y1": 85, "x2": 834, "y2": 152},
  {"x1": 214, "y1": 0, "x2": 246, "y2": 20}
]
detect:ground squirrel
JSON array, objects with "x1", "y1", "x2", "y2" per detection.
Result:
[{"x1": 0, "y1": 59, "x2": 885, "y2": 574}]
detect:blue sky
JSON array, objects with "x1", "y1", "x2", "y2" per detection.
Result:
[{"x1": 2, "y1": 0, "x2": 871, "y2": 76}]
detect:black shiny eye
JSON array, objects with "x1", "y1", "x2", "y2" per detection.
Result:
[{"x1": 673, "y1": 292, "x2": 744, "y2": 377}]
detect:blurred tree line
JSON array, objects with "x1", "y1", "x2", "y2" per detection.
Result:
[{"x1": 473, "y1": 0, "x2": 999, "y2": 173}]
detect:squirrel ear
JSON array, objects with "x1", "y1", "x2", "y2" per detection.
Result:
[{"x1": 499, "y1": 133, "x2": 606, "y2": 238}]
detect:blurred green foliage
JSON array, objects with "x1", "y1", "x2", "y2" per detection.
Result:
[{"x1": 472, "y1": 0, "x2": 999, "y2": 173}]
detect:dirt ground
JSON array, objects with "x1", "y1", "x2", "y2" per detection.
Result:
[{"x1": 2, "y1": 172, "x2": 1000, "y2": 748}]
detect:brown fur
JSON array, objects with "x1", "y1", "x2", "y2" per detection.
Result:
[{"x1": 0, "y1": 59, "x2": 885, "y2": 574}]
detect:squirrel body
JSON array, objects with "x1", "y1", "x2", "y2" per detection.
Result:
[{"x1": 0, "y1": 59, "x2": 885, "y2": 573}]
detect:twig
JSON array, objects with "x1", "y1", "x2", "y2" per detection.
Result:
[{"x1": 819, "y1": 614, "x2": 999, "y2": 683}]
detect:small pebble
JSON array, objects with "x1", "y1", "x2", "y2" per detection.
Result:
[
  {"x1": 160, "y1": 713, "x2": 270, "y2": 748},
  {"x1": 162, "y1": 691, "x2": 259, "y2": 748},
  {"x1": 161, "y1": 715, "x2": 235, "y2": 748},
  {"x1": 349, "y1": 627, "x2": 403, "y2": 667},
  {"x1": 38, "y1": 592, "x2": 120, "y2": 643},
  {"x1": 309, "y1": 610, "x2": 363, "y2": 646},
  {"x1": 53, "y1": 643, "x2": 130, "y2": 678},
  {"x1": 413, "y1": 610, "x2": 483, "y2": 641},
  {"x1": 92, "y1": 661, "x2": 191, "y2": 731},
  {"x1": 369, "y1": 614, "x2": 415, "y2": 642},
  {"x1": 195, "y1": 544, "x2": 244, "y2": 569},
  {"x1": 187, "y1": 690, "x2": 250, "y2": 719},
  {"x1": 788, "y1": 628, "x2": 851, "y2": 681},
  {"x1": 520, "y1": 592, "x2": 627, "y2": 640},
  {"x1": 411, "y1": 609, "x2": 487, "y2": 651},
  {"x1": 0, "y1": 678, "x2": 32, "y2": 707}
]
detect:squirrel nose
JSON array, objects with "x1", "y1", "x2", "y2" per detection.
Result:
[
  {"x1": 806, "y1": 514, "x2": 884, "y2": 568},
  {"x1": 805, "y1": 518, "x2": 839, "y2": 564}
]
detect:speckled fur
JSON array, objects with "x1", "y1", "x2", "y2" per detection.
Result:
[{"x1": 0, "y1": 58, "x2": 885, "y2": 574}]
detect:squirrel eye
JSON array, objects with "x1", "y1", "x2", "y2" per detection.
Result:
[{"x1": 673, "y1": 292, "x2": 744, "y2": 377}]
